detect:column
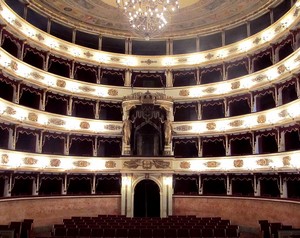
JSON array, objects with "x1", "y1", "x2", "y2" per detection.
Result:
[
  {"x1": 246, "y1": 21, "x2": 251, "y2": 37},
  {"x1": 3, "y1": 175, "x2": 11, "y2": 197},
  {"x1": 64, "y1": 134, "x2": 70, "y2": 155},
  {"x1": 72, "y1": 29, "x2": 76, "y2": 43},
  {"x1": 67, "y1": 96, "x2": 73, "y2": 116},
  {"x1": 95, "y1": 101, "x2": 100, "y2": 119},
  {"x1": 247, "y1": 55, "x2": 253, "y2": 74},
  {"x1": 47, "y1": 18, "x2": 51, "y2": 34},
  {"x1": 253, "y1": 133, "x2": 259, "y2": 154},
  {"x1": 98, "y1": 35, "x2": 102, "y2": 51},
  {"x1": 92, "y1": 174, "x2": 96, "y2": 194},
  {"x1": 13, "y1": 83, "x2": 20, "y2": 104},
  {"x1": 23, "y1": 4, "x2": 28, "y2": 19},
  {"x1": 8, "y1": 127, "x2": 15, "y2": 150},
  {"x1": 280, "y1": 175, "x2": 288, "y2": 198},
  {"x1": 270, "y1": 8, "x2": 274, "y2": 25},
  {"x1": 277, "y1": 87, "x2": 283, "y2": 106},
  {"x1": 62, "y1": 174, "x2": 67, "y2": 195},
  {"x1": 121, "y1": 174, "x2": 132, "y2": 217},
  {"x1": 19, "y1": 40, "x2": 25, "y2": 60},
  {"x1": 278, "y1": 130, "x2": 286, "y2": 152},
  {"x1": 196, "y1": 68, "x2": 200, "y2": 84},
  {"x1": 225, "y1": 135, "x2": 230, "y2": 156},
  {"x1": 296, "y1": 78, "x2": 300, "y2": 98},
  {"x1": 221, "y1": 30, "x2": 225, "y2": 46},
  {"x1": 32, "y1": 174, "x2": 39, "y2": 196},
  {"x1": 250, "y1": 92, "x2": 255, "y2": 112},
  {"x1": 274, "y1": 85, "x2": 279, "y2": 107},
  {"x1": 36, "y1": 131, "x2": 43, "y2": 153},
  {"x1": 196, "y1": 36, "x2": 200, "y2": 52},
  {"x1": 197, "y1": 102, "x2": 202, "y2": 120},
  {"x1": 93, "y1": 137, "x2": 98, "y2": 157},
  {"x1": 97, "y1": 67, "x2": 101, "y2": 84},
  {"x1": 226, "y1": 175, "x2": 232, "y2": 195},
  {"x1": 44, "y1": 52, "x2": 50, "y2": 71},
  {"x1": 222, "y1": 63, "x2": 227, "y2": 81},
  {"x1": 163, "y1": 175, "x2": 173, "y2": 217},
  {"x1": 40, "y1": 90, "x2": 46, "y2": 111},
  {"x1": 254, "y1": 175, "x2": 261, "y2": 196},
  {"x1": 70, "y1": 60, "x2": 75, "y2": 79},
  {"x1": 124, "y1": 69, "x2": 132, "y2": 87},
  {"x1": 224, "y1": 98, "x2": 229, "y2": 117},
  {"x1": 165, "y1": 69, "x2": 173, "y2": 87},
  {"x1": 198, "y1": 175, "x2": 203, "y2": 195},
  {"x1": 198, "y1": 138, "x2": 203, "y2": 157}
]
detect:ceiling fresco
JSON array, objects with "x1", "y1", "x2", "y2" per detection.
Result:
[{"x1": 27, "y1": 0, "x2": 281, "y2": 38}]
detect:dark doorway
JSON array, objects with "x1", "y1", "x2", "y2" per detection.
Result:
[{"x1": 134, "y1": 180, "x2": 160, "y2": 217}]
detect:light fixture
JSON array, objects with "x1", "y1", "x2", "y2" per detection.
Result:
[{"x1": 116, "y1": 0, "x2": 179, "y2": 39}]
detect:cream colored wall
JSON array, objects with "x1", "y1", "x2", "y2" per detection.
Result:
[{"x1": 173, "y1": 196, "x2": 300, "y2": 228}]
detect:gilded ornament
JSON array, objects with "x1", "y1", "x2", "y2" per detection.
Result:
[
  {"x1": 74, "y1": 160, "x2": 90, "y2": 167},
  {"x1": 10, "y1": 60, "x2": 18, "y2": 71},
  {"x1": 36, "y1": 33, "x2": 44, "y2": 41},
  {"x1": 229, "y1": 47, "x2": 238, "y2": 53},
  {"x1": 141, "y1": 59, "x2": 157, "y2": 65},
  {"x1": 48, "y1": 118, "x2": 66, "y2": 126},
  {"x1": 142, "y1": 160, "x2": 152, "y2": 169},
  {"x1": 282, "y1": 156, "x2": 291, "y2": 166},
  {"x1": 50, "y1": 159, "x2": 61, "y2": 167},
  {"x1": 174, "y1": 125, "x2": 192, "y2": 131},
  {"x1": 80, "y1": 122, "x2": 90, "y2": 129},
  {"x1": 178, "y1": 58, "x2": 188, "y2": 63},
  {"x1": 59, "y1": 45, "x2": 68, "y2": 51},
  {"x1": 179, "y1": 89, "x2": 190, "y2": 96},
  {"x1": 205, "y1": 53, "x2": 214, "y2": 60},
  {"x1": 79, "y1": 86, "x2": 95, "y2": 92},
  {"x1": 1, "y1": 154, "x2": 9, "y2": 164},
  {"x1": 294, "y1": 55, "x2": 300, "y2": 62},
  {"x1": 110, "y1": 57, "x2": 120, "y2": 62},
  {"x1": 28, "y1": 112, "x2": 38, "y2": 122},
  {"x1": 278, "y1": 110, "x2": 288, "y2": 118},
  {"x1": 231, "y1": 81, "x2": 240, "y2": 90},
  {"x1": 203, "y1": 87, "x2": 216, "y2": 94},
  {"x1": 256, "y1": 158, "x2": 272, "y2": 166},
  {"x1": 253, "y1": 37, "x2": 261, "y2": 44},
  {"x1": 84, "y1": 51, "x2": 93, "y2": 58},
  {"x1": 180, "y1": 161, "x2": 190, "y2": 169},
  {"x1": 229, "y1": 120, "x2": 243, "y2": 127},
  {"x1": 294, "y1": 7, "x2": 300, "y2": 17},
  {"x1": 56, "y1": 80, "x2": 66, "y2": 88},
  {"x1": 24, "y1": 157, "x2": 37, "y2": 165},
  {"x1": 0, "y1": 4, "x2": 3, "y2": 11},
  {"x1": 105, "y1": 161, "x2": 116, "y2": 168},
  {"x1": 13, "y1": 20, "x2": 22, "y2": 28},
  {"x1": 108, "y1": 89, "x2": 118, "y2": 96},
  {"x1": 275, "y1": 23, "x2": 284, "y2": 33},
  {"x1": 206, "y1": 122, "x2": 216, "y2": 130},
  {"x1": 104, "y1": 124, "x2": 122, "y2": 130},
  {"x1": 30, "y1": 72, "x2": 44, "y2": 80},
  {"x1": 204, "y1": 161, "x2": 220, "y2": 168},
  {"x1": 123, "y1": 160, "x2": 140, "y2": 169},
  {"x1": 153, "y1": 160, "x2": 170, "y2": 169},
  {"x1": 5, "y1": 107, "x2": 16, "y2": 115},
  {"x1": 277, "y1": 65, "x2": 287, "y2": 74},
  {"x1": 257, "y1": 115, "x2": 266, "y2": 124},
  {"x1": 234, "y1": 160, "x2": 244, "y2": 168},
  {"x1": 252, "y1": 75, "x2": 267, "y2": 82}
]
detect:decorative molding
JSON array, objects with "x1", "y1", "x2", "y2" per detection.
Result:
[
  {"x1": 180, "y1": 161, "x2": 191, "y2": 169},
  {"x1": 107, "y1": 89, "x2": 118, "y2": 96},
  {"x1": 257, "y1": 115, "x2": 266, "y2": 124},
  {"x1": 24, "y1": 157, "x2": 37, "y2": 165},
  {"x1": 179, "y1": 89, "x2": 190, "y2": 96},
  {"x1": 233, "y1": 159, "x2": 243, "y2": 168},
  {"x1": 282, "y1": 156, "x2": 291, "y2": 166},
  {"x1": 56, "y1": 79, "x2": 66, "y2": 88},
  {"x1": 73, "y1": 160, "x2": 90, "y2": 167},
  {"x1": 80, "y1": 121, "x2": 90, "y2": 129},
  {"x1": 28, "y1": 112, "x2": 38, "y2": 122},
  {"x1": 206, "y1": 122, "x2": 216, "y2": 130},
  {"x1": 105, "y1": 161, "x2": 116, "y2": 168},
  {"x1": 48, "y1": 118, "x2": 66, "y2": 126},
  {"x1": 1, "y1": 154, "x2": 9, "y2": 164},
  {"x1": 256, "y1": 158, "x2": 272, "y2": 166},
  {"x1": 229, "y1": 120, "x2": 244, "y2": 127},
  {"x1": 50, "y1": 159, "x2": 61, "y2": 167},
  {"x1": 204, "y1": 161, "x2": 220, "y2": 168}
]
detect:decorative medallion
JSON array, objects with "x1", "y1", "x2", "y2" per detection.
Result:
[
  {"x1": 206, "y1": 122, "x2": 216, "y2": 130},
  {"x1": 104, "y1": 124, "x2": 122, "y2": 130},
  {"x1": 253, "y1": 37, "x2": 261, "y2": 44},
  {"x1": 80, "y1": 122, "x2": 90, "y2": 129},
  {"x1": 50, "y1": 159, "x2": 61, "y2": 167},
  {"x1": 74, "y1": 160, "x2": 90, "y2": 167},
  {"x1": 5, "y1": 107, "x2": 16, "y2": 115},
  {"x1": 204, "y1": 161, "x2": 220, "y2": 168},
  {"x1": 59, "y1": 45, "x2": 68, "y2": 51},
  {"x1": 229, "y1": 120, "x2": 243, "y2": 127},
  {"x1": 30, "y1": 72, "x2": 44, "y2": 80},
  {"x1": 257, "y1": 115, "x2": 266, "y2": 124},
  {"x1": 0, "y1": 4, "x2": 3, "y2": 11},
  {"x1": 10, "y1": 60, "x2": 18, "y2": 71},
  {"x1": 123, "y1": 160, "x2": 140, "y2": 169},
  {"x1": 294, "y1": 55, "x2": 300, "y2": 62},
  {"x1": 179, "y1": 89, "x2": 190, "y2": 96},
  {"x1": 24, "y1": 157, "x2": 37, "y2": 165},
  {"x1": 256, "y1": 158, "x2": 272, "y2": 166},
  {"x1": 13, "y1": 20, "x2": 22, "y2": 28},
  {"x1": 278, "y1": 110, "x2": 288, "y2": 118},
  {"x1": 28, "y1": 112, "x2": 38, "y2": 122},
  {"x1": 174, "y1": 125, "x2": 192, "y2": 131},
  {"x1": 180, "y1": 161, "x2": 190, "y2": 169},
  {"x1": 48, "y1": 118, "x2": 66, "y2": 126},
  {"x1": 84, "y1": 51, "x2": 93, "y2": 58},
  {"x1": 36, "y1": 33, "x2": 44, "y2": 41},
  {"x1": 79, "y1": 86, "x2": 95, "y2": 92},
  {"x1": 108, "y1": 89, "x2": 118, "y2": 96},
  {"x1": 56, "y1": 80, "x2": 66, "y2": 88},
  {"x1": 294, "y1": 7, "x2": 300, "y2": 17},
  {"x1": 105, "y1": 161, "x2": 116, "y2": 168},
  {"x1": 277, "y1": 65, "x2": 287, "y2": 74},
  {"x1": 111, "y1": 57, "x2": 120, "y2": 62},
  {"x1": 141, "y1": 59, "x2": 157, "y2": 65},
  {"x1": 252, "y1": 75, "x2": 267, "y2": 82},
  {"x1": 153, "y1": 160, "x2": 170, "y2": 169},
  {"x1": 1, "y1": 154, "x2": 9, "y2": 164},
  {"x1": 142, "y1": 160, "x2": 152, "y2": 170},
  {"x1": 178, "y1": 58, "x2": 188, "y2": 63},
  {"x1": 205, "y1": 53, "x2": 214, "y2": 60},
  {"x1": 234, "y1": 159, "x2": 244, "y2": 168},
  {"x1": 275, "y1": 23, "x2": 284, "y2": 33},
  {"x1": 231, "y1": 81, "x2": 240, "y2": 90},
  {"x1": 229, "y1": 47, "x2": 238, "y2": 53},
  {"x1": 203, "y1": 87, "x2": 216, "y2": 94},
  {"x1": 282, "y1": 156, "x2": 291, "y2": 166}
]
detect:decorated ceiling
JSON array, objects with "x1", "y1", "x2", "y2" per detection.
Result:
[{"x1": 26, "y1": 0, "x2": 281, "y2": 38}]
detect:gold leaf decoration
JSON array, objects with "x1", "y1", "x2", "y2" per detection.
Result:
[
  {"x1": 108, "y1": 89, "x2": 118, "y2": 96},
  {"x1": 203, "y1": 87, "x2": 216, "y2": 94},
  {"x1": 123, "y1": 160, "x2": 140, "y2": 169},
  {"x1": 180, "y1": 161, "x2": 190, "y2": 169},
  {"x1": 10, "y1": 60, "x2": 18, "y2": 71},
  {"x1": 252, "y1": 75, "x2": 267, "y2": 82},
  {"x1": 231, "y1": 81, "x2": 240, "y2": 90},
  {"x1": 0, "y1": 4, "x2": 3, "y2": 11},
  {"x1": 278, "y1": 110, "x2": 288, "y2": 118},
  {"x1": 282, "y1": 156, "x2": 291, "y2": 166},
  {"x1": 174, "y1": 125, "x2": 192, "y2": 131},
  {"x1": 29, "y1": 72, "x2": 44, "y2": 80},
  {"x1": 205, "y1": 53, "x2": 214, "y2": 60},
  {"x1": 111, "y1": 57, "x2": 120, "y2": 62},
  {"x1": 105, "y1": 161, "x2": 116, "y2": 168},
  {"x1": 142, "y1": 160, "x2": 153, "y2": 169},
  {"x1": 48, "y1": 118, "x2": 65, "y2": 126},
  {"x1": 206, "y1": 122, "x2": 216, "y2": 130},
  {"x1": 50, "y1": 159, "x2": 61, "y2": 167},
  {"x1": 294, "y1": 55, "x2": 300, "y2": 62},
  {"x1": 234, "y1": 160, "x2": 244, "y2": 168},
  {"x1": 36, "y1": 33, "x2": 44, "y2": 41},
  {"x1": 56, "y1": 80, "x2": 66, "y2": 88},
  {"x1": 153, "y1": 160, "x2": 170, "y2": 169},
  {"x1": 28, "y1": 112, "x2": 38, "y2": 122},
  {"x1": 74, "y1": 160, "x2": 90, "y2": 167},
  {"x1": 277, "y1": 65, "x2": 287, "y2": 74},
  {"x1": 24, "y1": 157, "x2": 37, "y2": 165},
  {"x1": 79, "y1": 86, "x2": 95, "y2": 92},
  {"x1": 204, "y1": 161, "x2": 220, "y2": 168},
  {"x1": 104, "y1": 124, "x2": 122, "y2": 130},
  {"x1": 80, "y1": 122, "x2": 90, "y2": 129},
  {"x1": 84, "y1": 51, "x2": 93, "y2": 58},
  {"x1": 59, "y1": 45, "x2": 68, "y2": 51},
  {"x1": 257, "y1": 115, "x2": 266, "y2": 124},
  {"x1": 1, "y1": 154, "x2": 9, "y2": 164},
  {"x1": 13, "y1": 20, "x2": 22, "y2": 28},
  {"x1": 256, "y1": 158, "x2": 272, "y2": 166},
  {"x1": 179, "y1": 89, "x2": 190, "y2": 96},
  {"x1": 5, "y1": 107, "x2": 16, "y2": 115},
  {"x1": 229, "y1": 120, "x2": 243, "y2": 127},
  {"x1": 253, "y1": 37, "x2": 261, "y2": 44}
]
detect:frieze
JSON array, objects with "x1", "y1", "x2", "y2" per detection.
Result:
[
  {"x1": 1, "y1": 154, "x2": 9, "y2": 164},
  {"x1": 80, "y1": 121, "x2": 90, "y2": 129},
  {"x1": 257, "y1": 115, "x2": 266, "y2": 124},
  {"x1": 206, "y1": 122, "x2": 216, "y2": 130},
  {"x1": 256, "y1": 158, "x2": 272, "y2": 166},
  {"x1": 277, "y1": 65, "x2": 287, "y2": 74},
  {"x1": 105, "y1": 161, "x2": 116, "y2": 168},
  {"x1": 5, "y1": 106, "x2": 16, "y2": 115},
  {"x1": 10, "y1": 60, "x2": 18, "y2": 71},
  {"x1": 203, "y1": 87, "x2": 216, "y2": 94},
  {"x1": 180, "y1": 161, "x2": 191, "y2": 169},
  {"x1": 205, "y1": 53, "x2": 214, "y2": 60},
  {"x1": 48, "y1": 118, "x2": 66, "y2": 126},
  {"x1": 13, "y1": 20, "x2": 22, "y2": 28},
  {"x1": 123, "y1": 159, "x2": 171, "y2": 170},
  {"x1": 179, "y1": 89, "x2": 190, "y2": 96},
  {"x1": 111, "y1": 57, "x2": 120, "y2": 62},
  {"x1": 84, "y1": 51, "x2": 93, "y2": 58},
  {"x1": 123, "y1": 160, "x2": 140, "y2": 169},
  {"x1": 24, "y1": 157, "x2": 37, "y2": 165},
  {"x1": 56, "y1": 80, "x2": 66, "y2": 88},
  {"x1": 252, "y1": 75, "x2": 267, "y2": 82},
  {"x1": 30, "y1": 72, "x2": 44, "y2": 80},
  {"x1": 104, "y1": 124, "x2": 122, "y2": 130},
  {"x1": 36, "y1": 33, "x2": 44, "y2": 41},
  {"x1": 233, "y1": 159, "x2": 244, "y2": 168},
  {"x1": 59, "y1": 45, "x2": 68, "y2": 51},
  {"x1": 73, "y1": 160, "x2": 90, "y2": 167},
  {"x1": 253, "y1": 37, "x2": 261, "y2": 44},
  {"x1": 174, "y1": 125, "x2": 192, "y2": 131},
  {"x1": 50, "y1": 159, "x2": 61, "y2": 167},
  {"x1": 282, "y1": 156, "x2": 291, "y2": 166},
  {"x1": 28, "y1": 112, "x2": 38, "y2": 122},
  {"x1": 231, "y1": 81, "x2": 240, "y2": 90},
  {"x1": 79, "y1": 86, "x2": 95, "y2": 92},
  {"x1": 153, "y1": 160, "x2": 170, "y2": 169},
  {"x1": 204, "y1": 161, "x2": 220, "y2": 168},
  {"x1": 108, "y1": 89, "x2": 118, "y2": 96},
  {"x1": 229, "y1": 120, "x2": 243, "y2": 127},
  {"x1": 141, "y1": 59, "x2": 157, "y2": 65}
]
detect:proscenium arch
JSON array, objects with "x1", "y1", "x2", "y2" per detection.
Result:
[{"x1": 131, "y1": 176, "x2": 163, "y2": 217}]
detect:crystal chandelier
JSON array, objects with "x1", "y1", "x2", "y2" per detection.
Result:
[{"x1": 116, "y1": 0, "x2": 179, "y2": 39}]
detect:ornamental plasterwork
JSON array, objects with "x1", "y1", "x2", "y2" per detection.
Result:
[
  {"x1": 257, "y1": 115, "x2": 266, "y2": 124},
  {"x1": 79, "y1": 86, "x2": 95, "y2": 93},
  {"x1": 84, "y1": 52, "x2": 93, "y2": 58},
  {"x1": 278, "y1": 110, "x2": 289, "y2": 118},
  {"x1": 24, "y1": 157, "x2": 37, "y2": 165},
  {"x1": 231, "y1": 81, "x2": 240, "y2": 90},
  {"x1": 233, "y1": 160, "x2": 244, "y2": 168},
  {"x1": 36, "y1": 33, "x2": 44, "y2": 41},
  {"x1": 48, "y1": 118, "x2": 66, "y2": 126},
  {"x1": 56, "y1": 80, "x2": 66, "y2": 88},
  {"x1": 229, "y1": 120, "x2": 244, "y2": 127},
  {"x1": 80, "y1": 121, "x2": 90, "y2": 129},
  {"x1": 30, "y1": 72, "x2": 44, "y2": 80},
  {"x1": 104, "y1": 124, "x2": 122, "y2": 131},
  {"x1": 202, "y1": 87, "x2": 216, "y2": 94},
  {"x1": 1, "y1": 154, "x2": 8, "y2": 164},
  {"x1": 107, "y1": 89, "x2": 118, "y2": 96},
  {"x1": 252, "y1": 75, "x2": 268, "y2": 82},
  {"x1": 105, "y1": 161, "x2": 116, "y2": 168},
  {"x1": 256, "y1": 158, "x2": 272, "y2": 166},
  {"x1": 50, "y1": 159, "x2": 61, "y2": 167},
  {"x1": 253, "y1": 37, "x2": 261, "y2": 44},
  {"x1": 5, "y1": 106, "x2": 16, "y2": 115},
  {"x1": 277, "y1": 65, "x2": 287, "y2": 74},
  {"x1": 173, "y1": 125, "x2": 192, "y2": 132},
  {"x1": 9, "y1": 60, "x2": 18, "y2": 71},
  {"x1": 28, "y1": 112, "x2": 38, "y2": 122},
  {"x1": 73, "y1": 160, "x2": 90, "y2": 168},
  {"x1": 123, "y1": 159, "x2": 171, "y2": 170},
  {"x1": 282, "y1": 156, "x2": 291, "y2": 166},
  {"x1": 206, "y1": 122, "x2": 216, "y2": 130},
  {"x1": 180, "y1": 161, "x2": 191, "y2": 169},
  {"x1": 179, "y1": 89, "x2": 190, "y2": 96},
  {"x1": 204, "y1": 161, "x2": 220, "y2": 168},
  {"x1": 59, "y1": 45, "x2": 68, "y2": 51}
]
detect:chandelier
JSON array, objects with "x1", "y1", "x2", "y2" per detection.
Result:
[{"x1": 116, "y1": 0, "x2": 179, "y2": 39}]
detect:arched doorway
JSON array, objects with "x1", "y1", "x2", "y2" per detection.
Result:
[{"x1": 134, "y1": 179, "x2": 160, "y2": 217}]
